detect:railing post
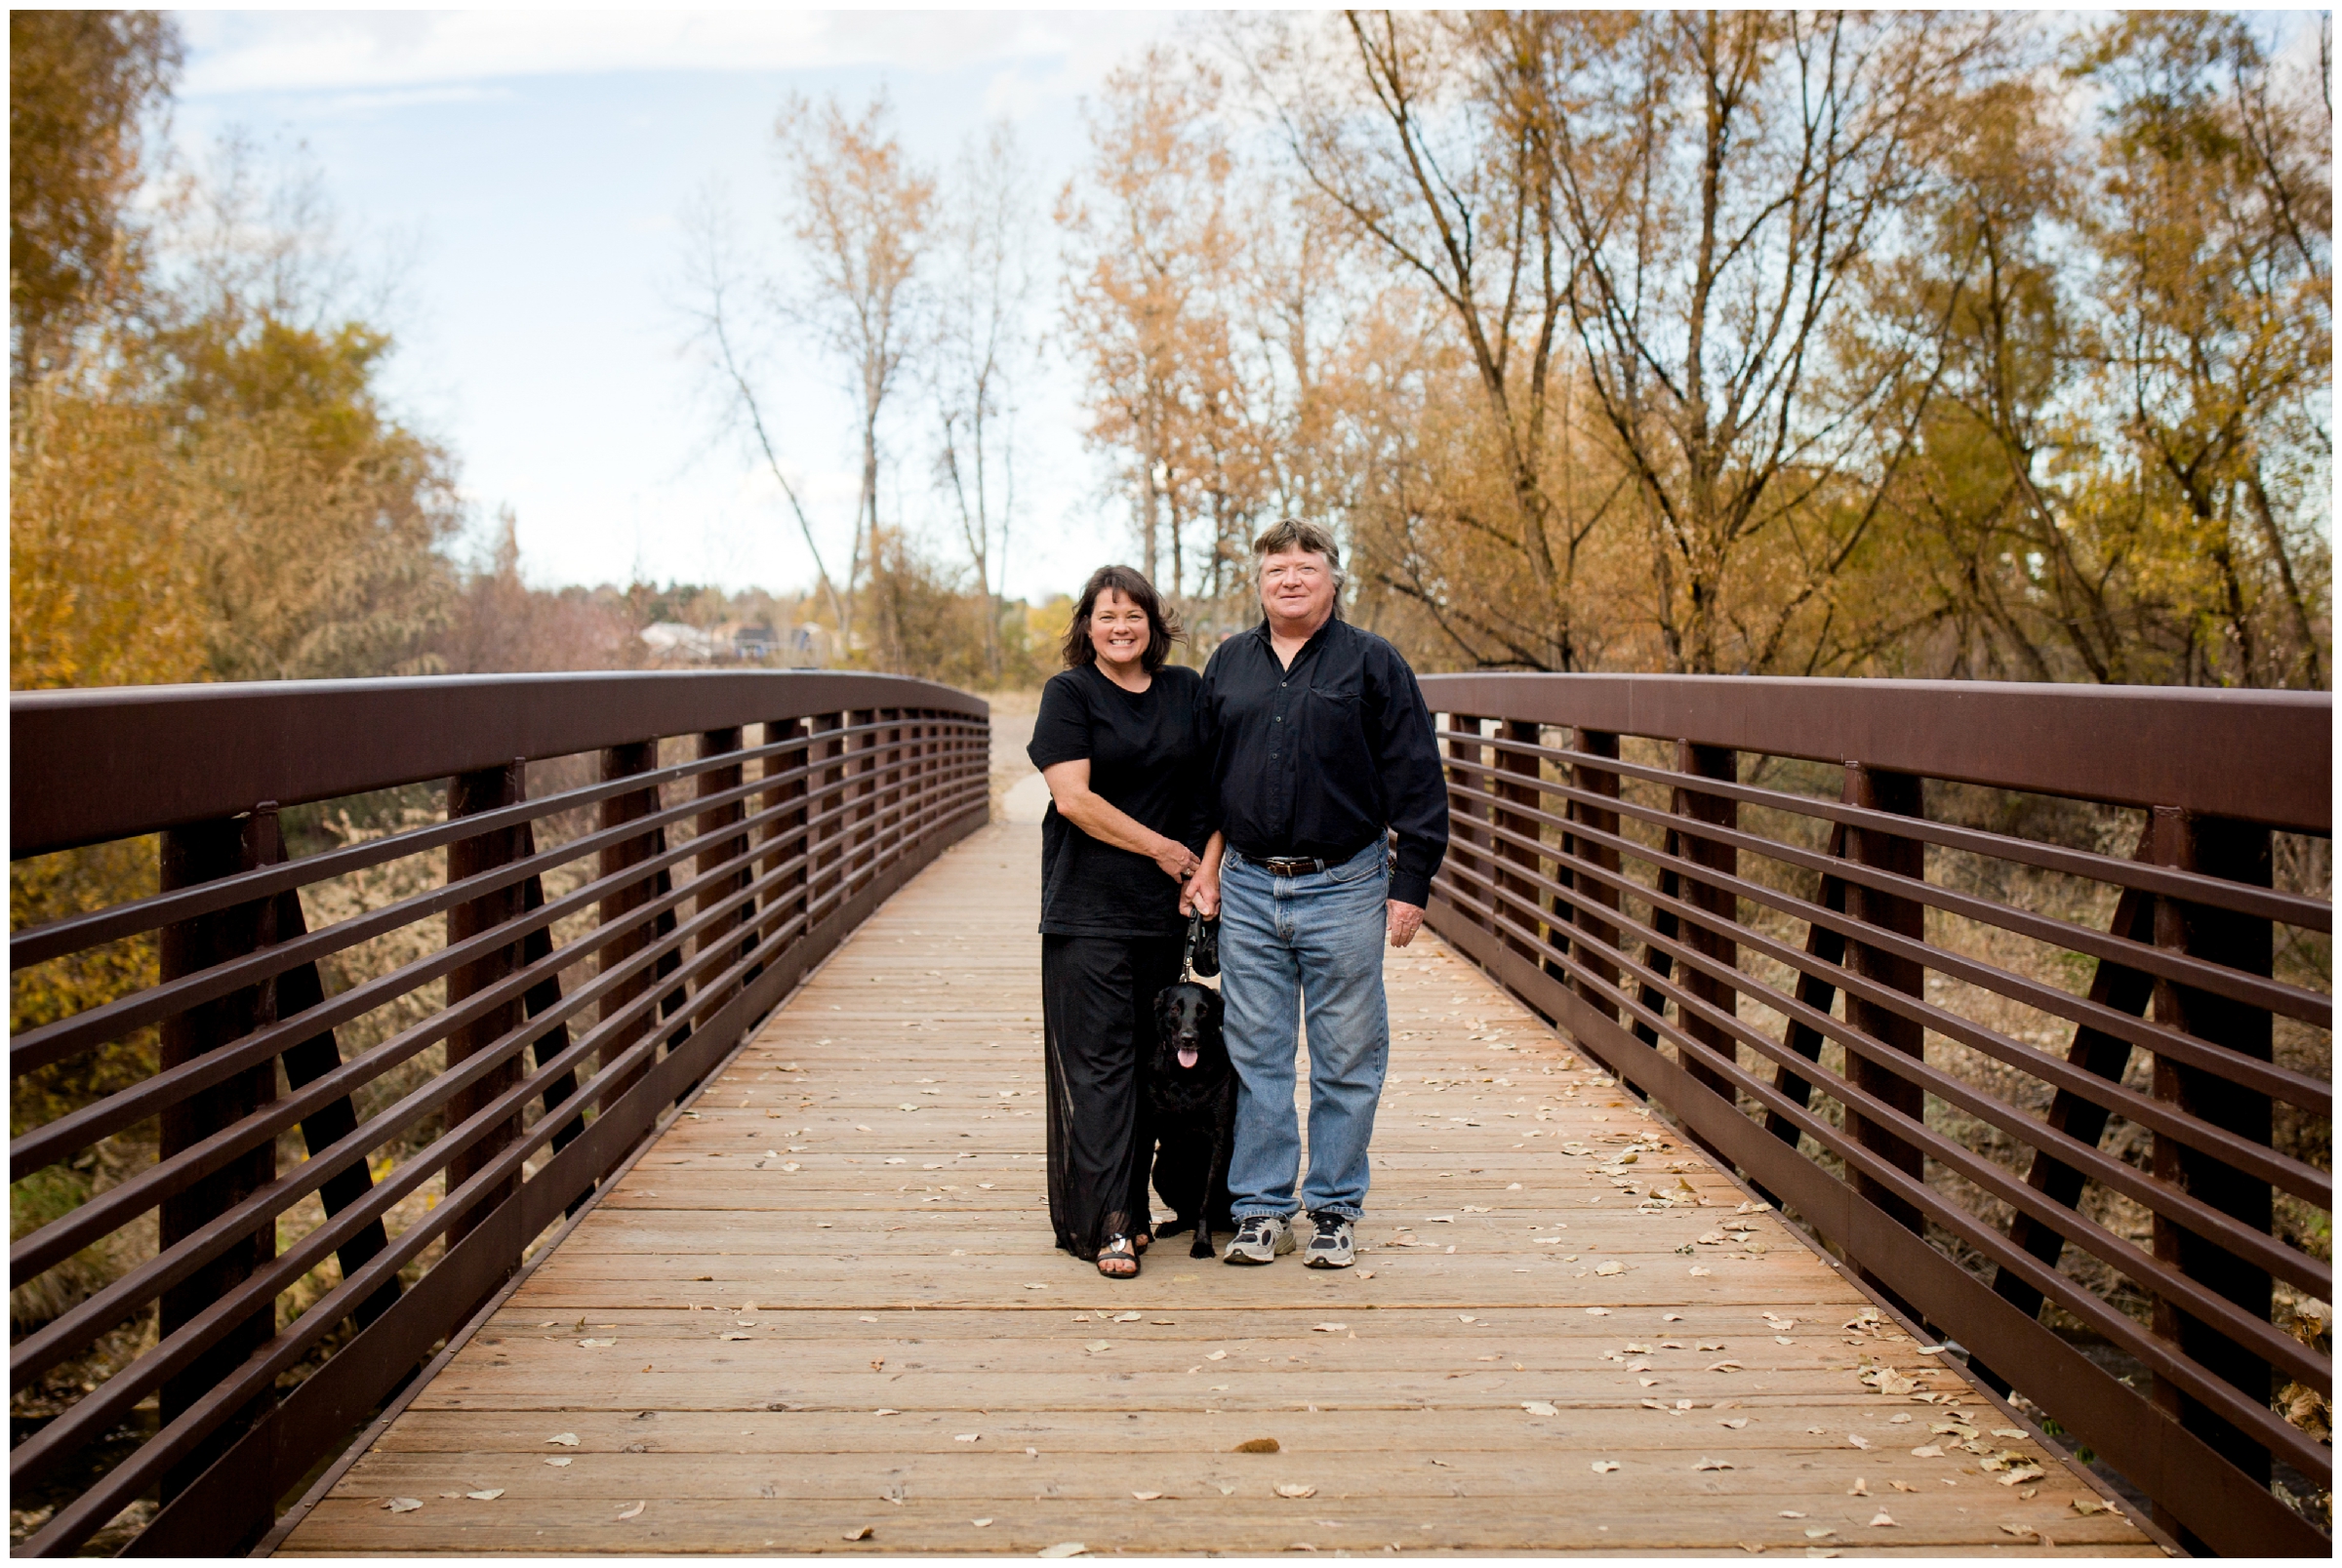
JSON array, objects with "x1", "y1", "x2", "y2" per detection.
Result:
[
  {"x1": 1567, "y1": 728, "x2": 1623, "y2": 1020},
  {"x1": 855, "y1": 708, "x2": 881, "y2": 880},
  {"x1": 155, "y1": 810, "x2": 279, "y2": 1498},
  {"x1": 1444, "y1": 714, "x2": 1491, "y2": 930},
  {"x1": 762, "y1": 717, "x2": 811, "y2": 953},
  {"x1": 812, "y1": 712, "x2": 847, "y2": 907},
  {"x1": 596, "y1": 741, "x2": 666, "y2": 1103},
  {"x1": 2147, "y1": 807, "x2": 2276, "y2": 1550},
  {"x1": 1837, "y1": 763, "x2": 1929, "y2": 1226},
  {"x1": 1670, "y1": 742, "x2": 1739, "y2": 1105},
  {"x1": 444, "y1": 759, "x2": 527, "y2": 1250},
  {"x1": 694, "y1": 727, "x2": 749, "y2": 1014},
  {"x1": 1495, "y1": 719, "x2": 1544, "y2": 963}
]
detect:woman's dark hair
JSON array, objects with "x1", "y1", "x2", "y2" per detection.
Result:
[{"x1": 1061, "y1": 564, "x2": 1185, "y2": 674}]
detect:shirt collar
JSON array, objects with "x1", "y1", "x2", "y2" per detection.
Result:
[{"x1": 1248, "y1": 608, "x2": 1343, "y2": 654}]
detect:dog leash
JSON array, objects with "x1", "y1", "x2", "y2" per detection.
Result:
[{"x1": 1182, "y1": 912, "x2": 1205, "y2": 981}]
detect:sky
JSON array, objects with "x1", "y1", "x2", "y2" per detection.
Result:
[{"x1": 170, "y1": 8, "x2": 1195, "y2": 602}]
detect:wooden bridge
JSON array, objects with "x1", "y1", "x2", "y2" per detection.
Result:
[{"x1": 9, "y1": 672, "x2": 2329, "y2": 1556}]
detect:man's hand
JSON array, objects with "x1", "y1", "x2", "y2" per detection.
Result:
[
  {"x1": 1387, "y1": 899, "x2": 1425, "y2": 948},
  {"x1": 1181, "y1": 865, "x2": 1221, "y2": 919}
]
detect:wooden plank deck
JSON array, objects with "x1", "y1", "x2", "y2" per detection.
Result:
[{"x1": 277, "y1": 820, "x2": 2159, "y2": 1557}]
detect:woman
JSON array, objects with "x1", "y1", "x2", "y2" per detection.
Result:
[{"x1": 1028, "y1": 566, "x2": 1206, "y2": 1278}]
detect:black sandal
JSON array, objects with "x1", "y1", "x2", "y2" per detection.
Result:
[{"x1": 1097, "y1": 1234, "x2": 1140, "y2": 1278}]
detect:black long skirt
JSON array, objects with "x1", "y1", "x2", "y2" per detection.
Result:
[{"x1": 1040, "y1": 933, "x2": 1183, "y2": 1260}]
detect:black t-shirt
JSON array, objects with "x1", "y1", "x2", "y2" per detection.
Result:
[{"x1": 1027, "y1": 663, "x2": 1207, "y2": 938}]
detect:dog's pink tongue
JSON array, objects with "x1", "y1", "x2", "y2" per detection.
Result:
[{"x1": 1178, "y1": 1046, "x2": 1199, "y2": 1069}]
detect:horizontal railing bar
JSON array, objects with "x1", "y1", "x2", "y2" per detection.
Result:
[
  {"x1": 1452, "y1": 800, "x2": 2333, "y2": 1204},
  {"x1": 7, "y1": 727, "x2": 980, "y2": 1072},
  {"x1": 6, "y1": 716, "x2": 981, "y2": 969},
  {"x1": 1444, "y1": 753, "x2": 2331, "y2": 1026},
  {"x1": 1440, "y1": 856, "x2": 2333, "y2": 1323},
  {"x1": 10, "y1": 670, "x2": 989, "y2": 859},
  {"x1": 1434, "y1": 871, "x2": 2332, "y2": 1475},
  {"x1": 1450, "y1": 776, "x2": 2333, "y2": 1122},
  {"x1": 1417, "y1": 673, "x2": 2330, "y2": 829},
  {"x1": 1436, "y1": 724, "x2": 2332, "y2": 933}
]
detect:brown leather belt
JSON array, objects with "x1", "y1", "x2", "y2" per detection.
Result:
[{"x1": 1232, "y1": 847, "x2": 1362, "y2": 876}]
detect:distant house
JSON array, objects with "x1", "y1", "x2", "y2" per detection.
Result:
[
  {"x1": 640, "y1": 622, "x2": 716, "y2": 662},
  {"x1": 732, "y1": 623, "x2": 780, "y2": 660}
]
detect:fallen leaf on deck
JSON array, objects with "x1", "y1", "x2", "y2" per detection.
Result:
[
  {"x1": 1868, "y1": 1510, "x2": 1897, "y2": 1527},
  {"x1": 1719, "y1": 1418, "x2": 1750, "y2": 1428},
  {"x1": 1709, "y1": 1360, "x2": 1744, "y2": 1373},
  {"x1": 1207, "y1": 1350, "x2": 1228, "y2": 1360},
  {"x1": 1695, "y1": 1456, "x2": 1734, "y2": 1470},
  {"x1": 1115, "y1": 1311, "x2": 1143, "y2": 1322},
  {"x1": 874, "y1": 1408, "x2": 899, "y2": 1416},
  {"x1": 1888, "y1": 1480, "x2": 1917, "y2": 1493},
  {"x1": 1083, "y1": 1341, "x2": 1111, "y2": 1353},
  {"x1": 1778, "y1": 1511, "x2": 1806, "y2": 1519},
  {"x1": 384, "y1": 1498, "x2": 422, "y2": 1513},
  {"x1": 1313, "y1": 1323, "x2": 1349, "y2": 1333},
  {"x1": 1132, "y1": 1491, "x2": 1164, "y2": 1501},
  {"x1": 2071, "y1": 1499, "x2": 2115, "y2": 1517},
  {"x1": 1910, "y1": 1444, "x2": 1943, "y2": 1459},
  {"x1": 1847, "y1": 1478, "x2": 1869, "y2": 1496},
  {"x1": 1521, "y1": 1401, "x2": 1558, "y2": 1416},
  {"x1": 1996, "y1": 1466, "x2": 2046, "y2": 1486},
  {"x1": 578, "y1": 1338, "x2": 616, "y2": 1347},
  {"x1": 722, "y1": 1332, "x2": 751, "y2": 1341},
  {"x1": 1804, "y1": 1528, "x2": 1835, "y2": 1539},
  {"x1": 617, "y1": 1502, "x2": 646, "y2": 1520},
  {"x1": 464, "y1": 1489, "x2": 504, "y2": 1501},
  {"x1": 1592, "y1": 1461, "x2": 1621, "y2": 1473},
  {"x1": 545, "y1": 1457, "x2": 572, "y2": 1467},
  {"x1": 973, "y1": 1518, "x2": 993, "y2": 1527},
  {"x1": 1846, "y1": 1434, "x2": 1872, "y2": 1449},
  {"x1": 1595, "y1": 1262, "x2": 1624, "y2": 1276},
  {"x1": 842, "y1": 1524, "x2": 872, "y2": 1541},
  {"x1": 1274, "y1": 1483, "x2": 1318, "y2": 1499},
  {"x1": 1689, "y1": 1266, "x2": 1713, "y2": 1276},
  {"x1": 546, "y1": 1432, "x2": 579, "y2": 1446},
  {"x1": 1233, "y1": 1437, "x2": 1281, "y2": 1453},
  {"x1": 954, "y1": 1432, "x2": 982, "y2": 1442}
]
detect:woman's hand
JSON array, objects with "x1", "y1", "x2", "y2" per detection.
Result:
[{"x1": 1153, "y1": 835, "x2": 1200, "y2": 882}]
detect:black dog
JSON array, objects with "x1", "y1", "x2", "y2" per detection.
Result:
[{"x1": 1148, "y1": 980, "x2": 1236, "y2": 1258}]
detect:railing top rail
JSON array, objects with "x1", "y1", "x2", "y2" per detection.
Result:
[
  {"x1": 1416, "y1": 672, "x2": 2330, "y2": 831},
  {"x1": 9, "y1": 670, "x2": 989, "y2": 859}
]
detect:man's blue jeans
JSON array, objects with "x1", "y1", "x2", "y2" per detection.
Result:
[{"x1": 1220, "y1": 841, "x2": 1390, "y2": 1222}]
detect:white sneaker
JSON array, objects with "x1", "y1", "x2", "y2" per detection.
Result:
[
  {"x1": 1304, "y1": 1212, "x2": 1356, "y2": 1268},
  {"x1": 1223, "y1": 1214, "x2": 1295, "y2": 1266}
]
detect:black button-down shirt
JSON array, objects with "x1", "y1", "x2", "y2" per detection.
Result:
[{"x1": 1198, "y1": 614, "x2": 1449, "y2": 907}]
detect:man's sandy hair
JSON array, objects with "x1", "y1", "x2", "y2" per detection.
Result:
[{"x1": 1252, "y1": 518, "x2": 1346, "y2": 588}]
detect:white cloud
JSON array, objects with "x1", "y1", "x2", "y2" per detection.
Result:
[{"x1": 177, "y1": 8, "x2": 1186, "y2": 98}]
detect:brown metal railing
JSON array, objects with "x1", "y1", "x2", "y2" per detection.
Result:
[
  {"x1": 1417, "y1": 673, "x2": 2331, "y2": 1557},
  {"x1": 8, "y1": 671, "x2": 989, "y2": 1555}
]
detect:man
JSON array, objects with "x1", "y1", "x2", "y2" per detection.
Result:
[{"x1": 1182, "y1": 518, "x2": 1448, "y2": 1268}]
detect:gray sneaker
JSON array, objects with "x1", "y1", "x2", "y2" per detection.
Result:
[
  {"x1": 1304, "y1": 1212, "x2": 1356, "y2": 1268},
  {"x1": 1223, "y1": 1214, "x2": 1295, "y2": 1266}
]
